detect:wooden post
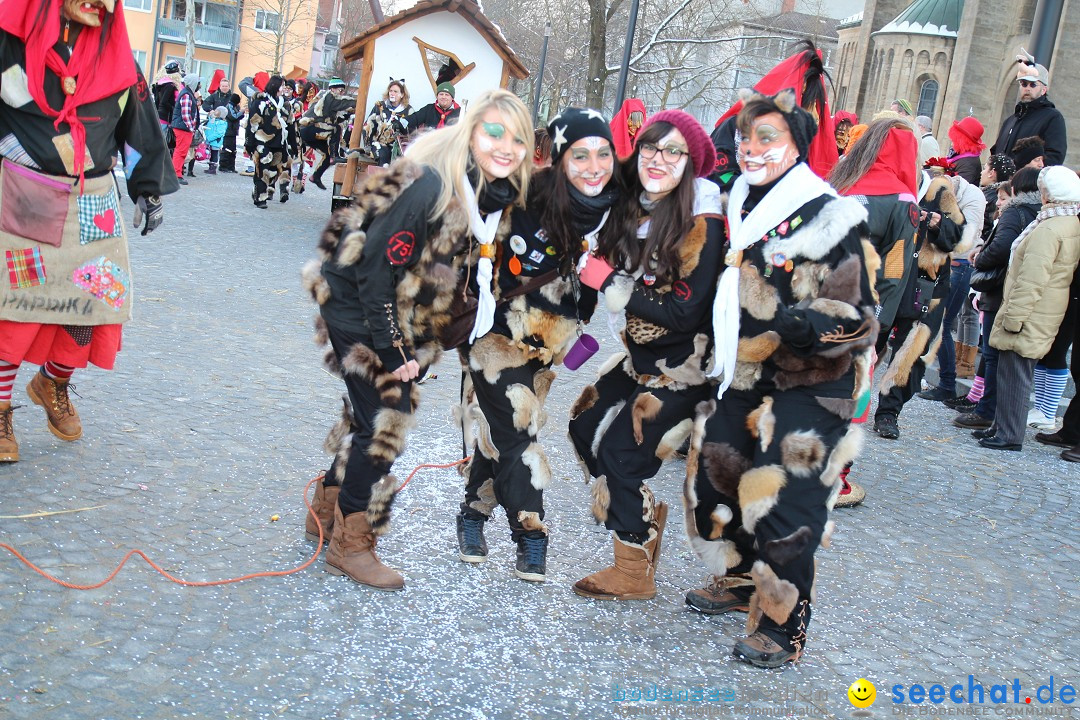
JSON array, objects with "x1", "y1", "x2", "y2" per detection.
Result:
[{"x1": 341, "y1": 40, "x2": 376, "y2": 197}]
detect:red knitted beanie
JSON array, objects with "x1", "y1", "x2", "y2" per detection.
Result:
[{"x1": 641, "y1": 109, "x2": 717, "y2": 178}]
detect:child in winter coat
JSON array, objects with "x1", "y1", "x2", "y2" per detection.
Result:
[{"x1": 202, "y1": 107, "x2": 228, "y2": 175}]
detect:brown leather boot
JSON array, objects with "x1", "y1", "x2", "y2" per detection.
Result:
[
  {"x1": 685, "y1": 573, "x2": 754, "y2": 614},
  {"x1": 324, "y1": 504, "x2": 404, "y2": 590},
  {"x1": 304, "y1": 476, "x2": 339, "y2": 544},
  {"x1": 0, "y1": 401, "x2": 17, "y2": 462},
  {"x1": 26, "y1": 372, "x2": 81, "y2": 441},
  {"x1": 573, "y1": 501, "x2": 668, "y2": 600}
]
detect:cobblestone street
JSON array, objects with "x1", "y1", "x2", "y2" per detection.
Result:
[{"x1": 1, "y1": 170, "x2": 1077, "y2": 720}]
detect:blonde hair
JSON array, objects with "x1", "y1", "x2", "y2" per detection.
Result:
[
  {"x1": 406, "y1": 88, "x2": 532, "y2": 219},
  {"x1": 384, "y1": 80, "x2": 410, "y2": 108}
]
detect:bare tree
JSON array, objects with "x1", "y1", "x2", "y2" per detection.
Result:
[
  {"x1": 184, "y1": 0, "x2": 196, "y2": 73},
  {"x1": 246, "y1": 0, "x2": 318, "y2": 74},
  {"x1": 323, "y1": 0, "x2": 377, "y2": 85}
]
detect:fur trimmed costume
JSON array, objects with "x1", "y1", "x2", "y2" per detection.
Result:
[
  {"x1": 303, "y1": 157, "x2": 504, "y2": 534},
  {"x1": 460, "y1": 200, "x2": 598, "y2": 541},
  {"x1": 687, "y1": 170, "x2": 877, "y2": 660},
  {"x1": 246, "y1": 91, "x2": 288, "y2": 205},
  {"x1": 569, "y1": 213, "x2": 725, "y2": 538},
  {"x1": 876, "y1": 175, "x2": 966, "y2": 422}
]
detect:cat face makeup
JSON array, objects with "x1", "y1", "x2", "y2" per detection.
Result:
[
  {"x1": 471, "y1": 108, "x2": 528, "y2": 181},
  {"x1": 637, "y1": 128, "x2": 688, "y2": 199},
  {"x1": 565, "y1": 136, "x2": 614, "y2": 197},
  {"x1": 738, "y1": 111, "x2": 798, "y2": 186}
]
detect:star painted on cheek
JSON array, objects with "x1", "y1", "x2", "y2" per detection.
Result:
[{"x1": 552, "y1": 124, "x2": 568, "y2": 153}]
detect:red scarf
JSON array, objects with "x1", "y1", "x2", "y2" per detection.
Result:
[
  {"x1": 435, "y1": 101, "x2": 459, "y2": 129},
  {"x1": 0, "y1": 0, "x2": 137, "y2": 182}
]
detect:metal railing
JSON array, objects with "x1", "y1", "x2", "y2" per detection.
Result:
[{"x1": 157, "y1": 17, "x2": 237, "y2": 50}]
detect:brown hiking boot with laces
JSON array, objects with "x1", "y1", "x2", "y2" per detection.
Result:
[
  {"x1": 27, "y1": 372, "x2": 82, "y2": 441},
  {"x1": 685, "y1": 573, "x2": 753, "y2": 614},
  {"x1": 0, "y1": 401, "x2": 17, "y2": 462}
]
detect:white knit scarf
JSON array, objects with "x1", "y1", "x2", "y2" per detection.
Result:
[
  {"x1": 709, "y1": 163, "x2": 836, "y2": 398},
  {"x1": 1009, "y1": 202, "x2": 1080, "y2": 257}
]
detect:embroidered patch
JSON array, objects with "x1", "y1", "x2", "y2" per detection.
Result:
[
  {"x1": 673, "y1": 280, "x2": 692, "y2": 302},
  {"x1": 72, "y1": 256, "x2": 130, "y2": 310},
  {"x1": 77, "y1": 192, "x2": 122, "y2": 245},
  {"x1": 6, "y1": 247, "x2": 46, "y2": 289},
  {"x1": 63, "y1": 325, "x2": 93, "y2": 346},
  {"x1": 386, "y1": 231, "x2": 415, "y2": 265},
  {"x1": 907, "y1": 203, "x2": 920, "y2": 228}
]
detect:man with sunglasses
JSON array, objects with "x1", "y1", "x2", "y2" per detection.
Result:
[{"x1": 990, "y1": 54, "x2": 1067, "y2": 166}]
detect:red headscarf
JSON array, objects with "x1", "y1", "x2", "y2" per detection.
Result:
[
  {"x1": 843, "y1": 127, "x2": 919, "y2": 198},
  {"x1": 610, "y1": 98, "x2": 647, "y2": 159},
  {"x1": 715, "y1": 46, "x2": 838, "y2": 179},
  {"x1": 0, "y1": 0, "x2": 137, "y2": 182}
]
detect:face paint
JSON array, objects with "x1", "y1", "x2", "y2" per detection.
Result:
[
  {"x1": 737, "y1": 112, "x2": 798, "y2": 186},
  {"x1": 62, "y1": 0, "x2": 111, "y2": 27},
  {"x1": 565, "y1": 137, "x2": 614, "y2": 196},
  {"x1": 638, "y1": 129, "x2": 687, "y2": 199},
  {"x1": 471, "y1": 108, "x2": 527, "y2": 181}
]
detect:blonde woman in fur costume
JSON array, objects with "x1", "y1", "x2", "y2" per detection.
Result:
[
  {"x1": 684, "y1": 91, "x2": 878, "y2": 668},
  {"x1": 567, "y1": 109, "x2": 725, "y2": 603},
  {"x1": 302, "y1": 90, "x2": 532, "y2": 590},
  {"x1": 457, "y1": 108, "x2": 620, "y2": 583}
]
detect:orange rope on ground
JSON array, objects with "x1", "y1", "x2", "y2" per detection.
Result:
[{"x1": 1, "y1": 457, "x2": 471, "y2": 590}]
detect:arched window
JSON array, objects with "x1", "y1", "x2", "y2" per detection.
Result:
[{"x1": 918, "y1": 78, "x2": 939, "y2": 117}]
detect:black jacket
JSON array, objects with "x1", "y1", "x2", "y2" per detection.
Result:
[
  {"x1": 202, "y1": 90, "x2": 230, "y2": 112},
  {"x1": 406, "y1": 102, "x2": 460, "y2": 133},
  {"x1": 951, "y1": 156, "x2": 981, "y2": 187},
  {"x1": 991, "y1": 95, "x2": 1068, "y2": 166},
  {"x1": 974, "y1": 192, "x2": 1040, "y2": 313}
]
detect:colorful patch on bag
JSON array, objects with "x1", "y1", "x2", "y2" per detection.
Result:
[
  {"x1": 673, "y1": 280, "x2": 692, "y2": 302},
  {"x1": 6, "y1": 247, "x2": 46, "y2": 289},
  {"x1": 76, "y1": 192, "x2": 122, "y2": 245},
  {"x1": 386, "y1": 231, "x2": 415, "y2": 265},
  {"x1": 72, "y1": 256, "x2": 130, "y2": 310}
]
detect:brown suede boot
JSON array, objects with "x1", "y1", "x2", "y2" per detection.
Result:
[
  {"x1": 685, "y1": 573, "x2": 754, "y2": 614},
  {"x1": 324, "y1": 504, "x2": 404, "y2": 590},
  {"x1": 0, "y1": 401, "x2": 17, "y2": 462},
  {"x1": 956, "y1": 343, "x2": 978, "y2": 379},
  {"x1": 304, "y1": 476, "x2": 339, "y2": 544},
  {"x1": 573, "y1": 501, "x2": 668, "y2": 600},
  {"x1": 26, "y1": 372, "x2": 81, "y2": 441}
]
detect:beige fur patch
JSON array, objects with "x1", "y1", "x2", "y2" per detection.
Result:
[
  {"x1": 878, "y1": 322, "x2": 931, "y2": 394},
  {"x1": 731, "y1": 360, "x2": 763, "y2": 391},
  {"x1": 468, "y1": 333, "x2": 530, "y2": 384},
  {"x1": 521, "y1": 443, "x2": 552, "y2": 490},
  {"x1": 470, "y1": 404, "x2": 500, "y2": 462},
  {"x1": 707, "y1": 505, "x2": 733, "y2": 540},
  {"x1": 506, "y1": 384, "x2": 541, "y2": 436},
  {"x1": 301, "y1": 260, "x2": 331, "y2": 305},
  {"x1": 656, "y1": 418, "x2": 693, "y2": 460},
  {"x1": 820, "y1": 520, "x2": 835, "y2": 549},
  {"x1": 738, "y1": 465, "x2": 786, "y2": 532},
  {"x1": 590, "y1": 401, "x2": 625, "y2": 458},
  {"x1": 517, "y1": 510, "x2": 549, "y2": 534},
  {"x1": 738, "y1": 264, "x2": 779, "y2": 320},
  {"x1": 780, "y1": 430, "x2": 827, "y2": 477},
  {"x1": 591, "y1": 474, "x2": 611, "y2": 523},
  {"x1": 824, "y1": 427, "x2": 865, "y2": 507},
  {"x1": 737, "y1": 331, "x2": 782, "y2": 362},
  {"x1": 751, "y1": 560, "x2": 800, "y2": 625},
  {"x1": 789, "y1": 262, "x2": 829, "y2": 301}
]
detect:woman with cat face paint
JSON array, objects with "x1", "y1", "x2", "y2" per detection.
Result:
[
  {"x1": 683, "y1": 91, "x2": 878, "y2": 668},
  {"x1": 456, "y1": 108, "x2": 621, "y2": 583},
  {"x1": 302, "y1": 89, "x2": 531, "y2": 590},
  {"x1": 567, "y1": 110, "x2": 725, "y2": 602}
]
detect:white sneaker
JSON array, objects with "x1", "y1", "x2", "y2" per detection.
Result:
[{"x1": 1028, "y1": 409, "x2": 1059, "y2": 431}]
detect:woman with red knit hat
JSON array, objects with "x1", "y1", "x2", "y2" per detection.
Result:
[
  {"x1": 568, "y1": 109, "x2": 724, "y2": 603},
  {"x1": 0, "y1": 0, "x2": 177, "y2": 462},
  {"x1": 947, "y1": 116, "x2": 986, "y2": 186}
]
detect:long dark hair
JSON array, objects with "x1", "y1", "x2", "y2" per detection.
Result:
[
  {"x1": 531, "y1": 154, "x2": 624, "y2": 275},
  {"x1": 596, "y1": 121, "x2": 697, "y2": 285},
  {"x1": 263, "y1": 75, "x2": 284, "y2": 98}
]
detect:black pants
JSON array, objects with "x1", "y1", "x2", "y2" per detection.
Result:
[
  {"x1": 300, "y1": 126, "x2": 332, "y2": 182},
  {"x1": 252, "y1": 149, "x2": 286, "y2": 203},
  {"x1": 877, "y1": 298, "x2": 946, "y2": 420},
  {"x1": 689, "y1": 385, "x2": 855, "y2": 633},
  {"x1": 220, "y1": 134, "x2": 237, "y2": 171},
  {"x1": 324, "y1": 323, "x2": 417, "y2": 520},
  {"x1": 461, "y1": 346, "x2": 553, "y2": 541},
  {"x1": 568, "y1": 358, "x2": 710, "y2": 535}
]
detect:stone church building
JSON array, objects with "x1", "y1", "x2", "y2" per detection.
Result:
[{"x1": 832, "y1": 0, "x2": 1080, "y2": 166}]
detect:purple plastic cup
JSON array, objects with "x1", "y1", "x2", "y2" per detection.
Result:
[{"x1": 563, "y1": 333, "x2": 599, "y2": 371}]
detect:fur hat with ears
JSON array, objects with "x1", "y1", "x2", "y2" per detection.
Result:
[
  {"x1": 1038, "y1": 166, "x2": 1080, "y2": 203},
  {"x1": 737, "y1": 88, "x2": 818, "y2": 163}
]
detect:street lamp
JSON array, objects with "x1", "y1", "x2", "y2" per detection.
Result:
[
  {"x1": 613, "y1": 0, "x2": 641, "y2": 114},
  {"x1": 532, "y1": 22, "x2": 552, "y2": 124}
]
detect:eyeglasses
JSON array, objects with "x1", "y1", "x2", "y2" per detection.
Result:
[
  {"x1": 1018, "y1": 79, "x2": 1041, "y2": 88},
  {"x1": 639, "y1": 142, "x2": 687, "y2": 163}
]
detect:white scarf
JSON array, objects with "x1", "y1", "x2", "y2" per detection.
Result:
[
  {"x1": 462, "y1": 174, "x2": 504, "y2": 343},
  {"x1": 710, "y1": 163, "x2": 836, "y2": 398},
  {"x1": 1009, "y1": 202, "x2": 1080, "y2": 257}
]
